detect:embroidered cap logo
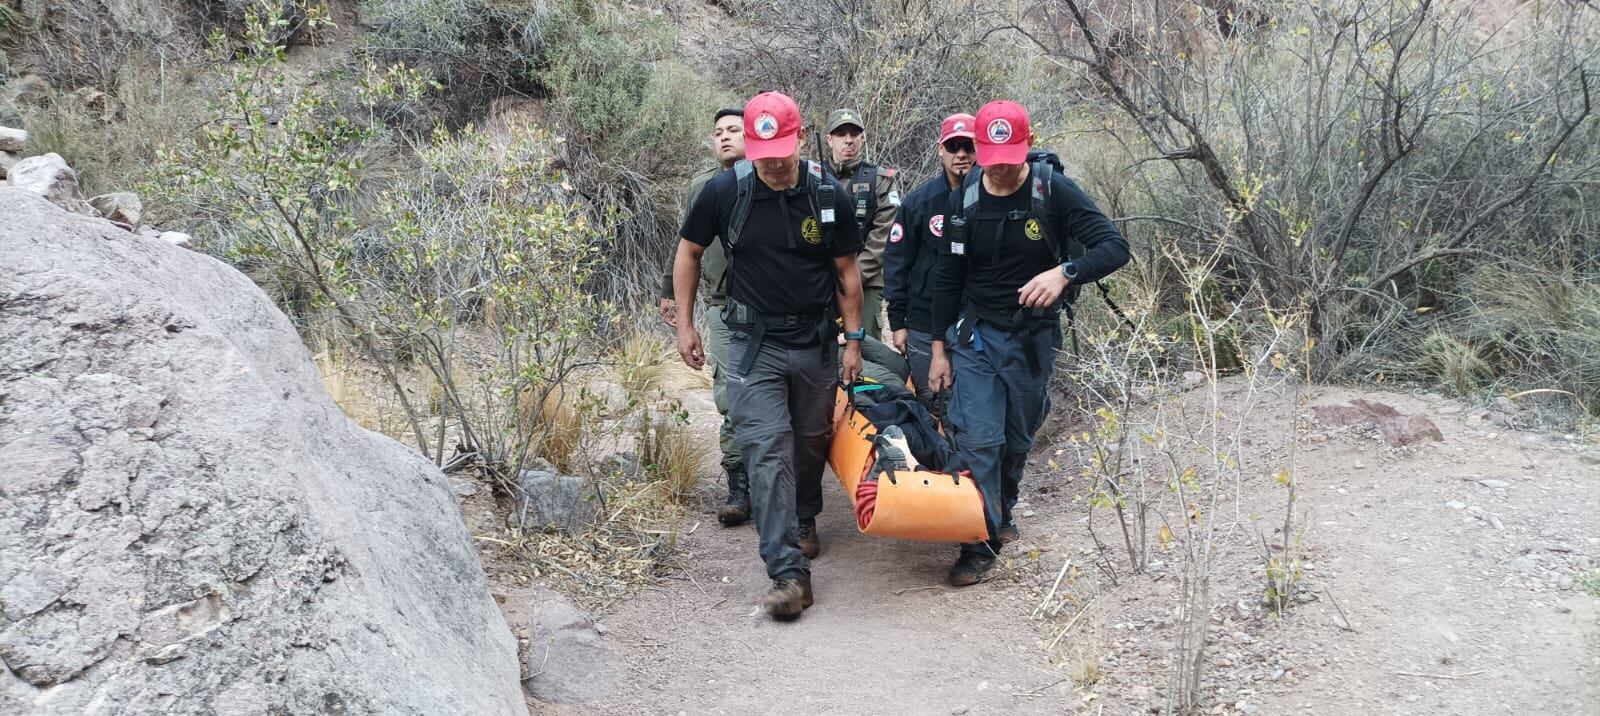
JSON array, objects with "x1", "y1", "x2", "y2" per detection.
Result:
[
  {"x1": 753, "y1": 113, "x2": 780, "y2": 140},
  {"x1": 986, "y1": 118, "x2": 1013, "y2": 144}
]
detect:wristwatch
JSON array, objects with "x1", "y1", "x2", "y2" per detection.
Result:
[
  {"x1": 843, "y1": 328, "x2": 866, "y2": 341},
  {"x1": 1061, "y1": 261, "x2": 1080, "y2": 282}
]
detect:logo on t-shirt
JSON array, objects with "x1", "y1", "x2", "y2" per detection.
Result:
[
  {"x1": 801, "y1": 215, "x2": 822, "y2": 245},
  {"x1": 889, "y1": 223, "x2": 904, "y2": 243},
  {"x1": 1025, "y1": 218, "x2": 1043, "y2": 241},
  {"x1": 987, "y1": 119, "x2": 1013, "y2": 144},
  {"x1": 929, "y1": 214, "x2": 945, "y2": 237},
  {"x1": 753, "y1": 113, "x2": 780, "y2": 140}
]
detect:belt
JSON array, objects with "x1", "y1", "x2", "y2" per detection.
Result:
[
  {"x1": 955, "y1": 303, "x2": 1058, "y2": 375},
  {"x1": 725, "y1": 299, "x2": 833, "y2": 374}
]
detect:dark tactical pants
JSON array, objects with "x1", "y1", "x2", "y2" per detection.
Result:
[
  {"x1": 904, "y1": 328, "x2": 936, "y2": 409},
  {"x1": 703, "y1": 305, "x2": 741, "y2": 473},
  {"x1": 725, "y1": 332, "x2": 836, "y2": 581},
  {"x1": 945, "y1": 321, "x2": 1060, "y2": 556}
]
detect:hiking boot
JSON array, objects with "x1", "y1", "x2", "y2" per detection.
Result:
[
  {"x1": 797, "y1": 518, "x2": 821, "y2": 559},
  {"x1": 761, "y1": 578, "x2": 814, "y2": 621},
  {"x1": 717, "y1": 466, "x2": 751, "y2": 527},
  {"x1": 947, "y1": 551, "x2": 997, "y2": 587},
  {"x1": 997, "y1": 522, "x2": 1020, "y2": 544}
]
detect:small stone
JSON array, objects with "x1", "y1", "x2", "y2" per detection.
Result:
[
  {"x1": 447, "y1": 478, "x2": 478, "y2": 497},
  {"x1": 1494, "y1": 396, "x2": 1516, "y2": 413},
  {"x1": 1479, "y1": 479, "x2": 1510, "y2": 489},
  {"x1": 1580, "y1": 453, "x2": 1600, "y2": 466},
  {"x1": 951, "y1": 708, "x2": 970, "y2": 716},
  {"x1": 0, "y1": 126, "x2": 26, "y2": 153},
  {"x1": 158, "y1": 231, "x2": 194, "y2": 248},
  {"x1": 1487, "y1": 515, "x2": 1504, "y2": 530},
  {"x1": 1446, "y1": 500, "x2": 1466, "y2": 510},
  {"x1": 144, "y1": 643, "x2": 186, "y2": 665},
  {"x1": 1181, "y1": 371, "x2": 1206, "y2": 390},
  {"x1": 1547, "y1": 543, "x2": 1575, "y2": 553},
  {"x1": 1557, "y1": 575, "x2": 1575, "y2": 590},
  {"x1": 89, "y1": 192, "x2": 142, "y2": 225},
  {"x1": 1468, "y1": 505, "x2": 1485, "y2": 515},
  {"x1": 0, "y1": 151, "x2": 18, "y2": 179}
]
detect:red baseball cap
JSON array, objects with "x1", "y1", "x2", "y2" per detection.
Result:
[
  {"x1": 743, "y1": 92, "x2": 803, "y2": 161},
  {"x1": 974, "y1": 100, "x2": 1031, "y2": 166},
  {"x1": 938, "y1": 113, "x2": 976, "y2": 143}
]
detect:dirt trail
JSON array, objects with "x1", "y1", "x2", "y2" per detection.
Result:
[{"x1": 533, "y1": 382, "x2": 1599, "y2": 715}]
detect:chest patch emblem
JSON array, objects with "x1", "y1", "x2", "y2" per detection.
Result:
[
  {"x1": 802, "y1": 216, "x2": 822, "y2": 245},
  {"x1": 929, "y1": 214, "x2": 945, "y2": 237},
  {"x1": 1025, "y1": 218, "x2": 1044, "y2": 242}
]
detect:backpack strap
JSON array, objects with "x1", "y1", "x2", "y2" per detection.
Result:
[{"x1": 718, "y1": 160, "x2": 757, "y2": 295}]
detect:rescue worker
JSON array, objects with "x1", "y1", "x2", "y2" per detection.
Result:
[
  {"x1": 673, "y1": 92, "x2": 866, "y2": 620},
  {"x1": 658, "y1": 108, "x2": 752, "y2": 527},
  {"x1": 826, "y1": 108, "x2": 900, "y2": 341},
  {"x1": 927, "y1": 100, "x2": 1129, "y2": 585},
  {"x1": 885, "y1": 112, "x2": 976, "y2": 408}
]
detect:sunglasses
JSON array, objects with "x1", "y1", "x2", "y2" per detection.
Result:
[{"x1": 942, "y1": 138, "x2": 975, "y2": 154}]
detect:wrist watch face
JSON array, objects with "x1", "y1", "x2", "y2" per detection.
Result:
[{"x1": 1062, "y1": 262, "x2": 1078, "y2": 280}]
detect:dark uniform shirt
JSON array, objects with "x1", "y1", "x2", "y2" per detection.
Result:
[
  {"x1": 832, "y1": 159, "x2": 900, "y2": 288},
  {"x1": 681, "y1": 168, "x2": 864, "y2": 343},
  {"x1": 930, "y1": 169, "x2": 1129, "y2": 337},
  {"x1": 885, "y1": 174, "x2": 957, "y2": 334},
  {"x1": 660, "y1": 166, "x2": 731, "y2": 304}
]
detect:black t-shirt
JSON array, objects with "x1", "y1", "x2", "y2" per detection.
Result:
[
  {"x1": 929, "y1": 168, "x2": 1130, "y2": 336},
  {"x1": 681, "y1": 167, "x2": 864, "y2": 321},
  {"x1": 959, "y1": 182, "x2": 1059, "y2": 308}
]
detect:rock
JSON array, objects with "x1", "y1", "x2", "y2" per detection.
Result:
[
  {"x1": 1446, "y1": 500, "x2": 1467, "y2": 510},
  {"x1": 6, "y1": 153, "x2": 92, "y2": 214},
  {"x1": 516, "y1": 469, "x2": 603, "y2": 532},
  {"x1": 1181, "y1": 370, "x2": 1206, "y2": 390},
  {"x1": 1488, "y1": 514, "x2": 1505, "y2": 530},
  {"x1": 0, "y1": 189, "x2": 523, "y2": 713},
  {"x1": 89, "y1": 192, "x2": 142, "y2": 225},
  {"x1": 0, "y1": 151, "x2": 19, "y2": 179},
  {"x1": 523, "y1": 588, "x2": 618, "y2": 703},
  {"x1": 12, "y1": 74, "x2": 56, "y2": 105},
  {"x1": 1479, "y1": 479, "x2": 1511, "y2": 489},
  {"x1": 0, "y1": 126, "x2": 26, "y2": 152},
  {"x1": 1436, "y1": 403, "x2": 1464, "y2": 415},
  {"x1": 1556, "y1": 575, "x2": 1575, "y2": 590},
  {"x1": 448, "y1": 477, "x2": 480, "y2": 497},
  {"x1": 1580, "y1": 453, "x2": 1600, "y2": 466},
  {"x1": 158, "y1": 231, "x2": 194, "y2": 248},
  {"x1": 1311, "y1": 399, "x2": 1444, "y2": 446},
  {"x1": 1493, "y1": 396, "x2": 1516, "y2": 413}
]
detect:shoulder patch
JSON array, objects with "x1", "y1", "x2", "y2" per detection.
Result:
[{"x1": 878, "y1": 166, "x2": 897, "y2": 177}]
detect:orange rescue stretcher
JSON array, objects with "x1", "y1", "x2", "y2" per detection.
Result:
[{"x1": 826, "y1": 387, "x2": 988, "y2": 543}]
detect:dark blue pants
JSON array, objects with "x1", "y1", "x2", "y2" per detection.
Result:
[
  {"x1": 905, "y1": 328, "x2": 936, "y2": 409},
  {"x1": 945, "y1": 321, "x2": 1059, "y2": 556}
]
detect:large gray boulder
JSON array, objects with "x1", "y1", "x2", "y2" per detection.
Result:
[{"x1": 0, "y1": 189, "x2": 525, "y2": 714}]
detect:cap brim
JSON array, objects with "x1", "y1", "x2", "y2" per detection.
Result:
[
  {"x1": 976, "y1": 140, "x2": 1028, "y2": 167},
  {"x1": 828, "y1": 121, "x2": 864, "y2": 133},
  {"x1": 938, "y1": 130, "x2": 976, "y2": 143},
  {"x1": 745, "y1": 133, "x2": 799, "y2": 161}
]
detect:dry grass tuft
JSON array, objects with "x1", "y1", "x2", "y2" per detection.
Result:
[
  {"x1": 516, "y1": 384, "x2": 587, "y2": 474},
  {"x1": 636, "y1": 404, "x2": 709, "y2": 504},
  {"x1": 1418, "y1": 330, "x2": 1489, "y2": 395}
]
